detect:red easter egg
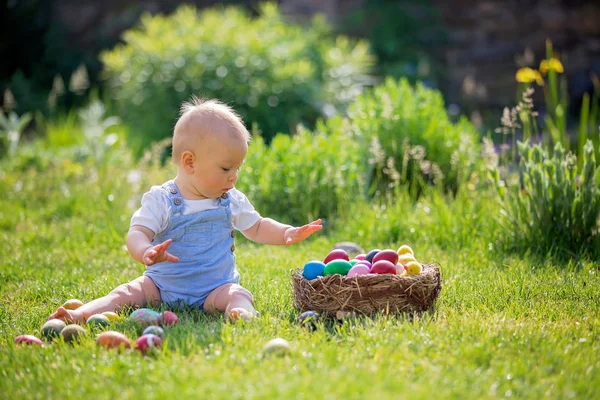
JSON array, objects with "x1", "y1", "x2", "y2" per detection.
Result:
[
  {"x1": 324, "y1": 249, "x2": 350, "y2": 264},
  {"x1": 354, "y1": 254, "x2": 367, "y2": 260},
  {"x1": 135, "y1": 334, "x2": 163, "y2": 354},
  {"x1": 372, "y1": 249, "x2": 399, "y2": 266},
  {"x1": 159, "y1": 311, "x2": 179, "y2": 327},
  {"x1": 15, "y1": 335, "x2": 44, "y2": 346},
  {"x1": 370, "y1": 260, "x2": 397, "y2": 275}
]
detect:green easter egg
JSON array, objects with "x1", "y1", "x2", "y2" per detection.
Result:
[
  {"x1": 349, "y1": 259, "x2": 358, "y2": 266},
  {"x1": 41, "y1": 319, "x2": 67, "y2": 339},
  {"x1": 61, "y1": 324, "x2": 87, "y2": 343},
  {"x1": 324, "y1": 260, "x2": 353, "y2": 276},
  {"x1": 87, "y1": 314, "x2": 110, "y2": 328}
]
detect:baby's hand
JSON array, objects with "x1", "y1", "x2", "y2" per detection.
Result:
[
  {"x1": 143, "y1": 239, "x2": 179, "y2": 266},
  {"x1": 285, "y1": 219, "x2": 323, "y2": 245}
]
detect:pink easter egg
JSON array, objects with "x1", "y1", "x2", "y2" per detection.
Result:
[
  {"x1": 159, "y1": 311, "x2": 179, "y2": 327},
  {"x1": 354, "y1": 254, "x2": 367, "y2": 260},
  {"x1": 15, "y1": 335, "x2": 44, "y2": 346},
  {"x1": 347, "y1": 264, "x2": 371, "y2": 277},
  {"x1": 354, "y1": 260, "x2": 372, "y2": 270},
  {"x1": 135, "y1": 333, "x2": 163, "y2": 354}
]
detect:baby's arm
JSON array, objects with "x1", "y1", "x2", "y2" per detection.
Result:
[
  {"x1": 127, "y1": 225, "x2": 179, "y2": 266},
  {"x1": 242, "y1": 218, "x2": 322, "y2": 245}
]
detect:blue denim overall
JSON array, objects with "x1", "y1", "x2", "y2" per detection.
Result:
[{"x1": 143, "y1": 180, "x2": 238, "y2": 308}]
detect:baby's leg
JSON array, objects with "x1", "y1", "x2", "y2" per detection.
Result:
[
  {"x1": 49, "y1": 276, "x2": 161, "y2": 323},
  {"x1": 204, "y1": 283, "x2": 256, "y2": 322}
]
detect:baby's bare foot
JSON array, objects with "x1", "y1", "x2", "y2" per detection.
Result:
[
  {"x1": 227, "y1": 307, "x2": 257, "y2": 323},
  {"x1": 48, "y1": 306, "x2": 85, "y2": 324}
]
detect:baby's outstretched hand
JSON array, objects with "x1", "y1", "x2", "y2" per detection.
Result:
[
  {"x1": 285, "y1": 219, "x2": 323, "y2": 245},
  {"x1": 143, "y1": 239, "x2": 179, "y2": 266}
]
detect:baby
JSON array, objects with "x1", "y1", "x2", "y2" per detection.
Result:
[{"x1": 49, "y1": 97, "x2": 322, "y2": 323}]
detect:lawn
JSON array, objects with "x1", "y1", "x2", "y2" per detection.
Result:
[{"x1": 1, "y1": 159, "x2": 599, "y2": 400}]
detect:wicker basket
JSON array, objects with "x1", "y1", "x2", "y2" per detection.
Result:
[{"x1": 292, "y1": 263, "x2": 441, "y2": 317}]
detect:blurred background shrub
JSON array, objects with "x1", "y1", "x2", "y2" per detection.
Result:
[
  {"x1": 490, "y1": 140, "x2": 600, "y2": 259},
  {"x1": 237, "y1": 120, "x2": 365, "y2": 224},
  {"x1": 340, "y1": 0, "x2": 446, "y2": 88},
  {"x1": 341, "y1": 78, "x2": 481, "y2": 197},
  {"x1": 100, "y1": 3, "x2": 374, "y2": 154}
]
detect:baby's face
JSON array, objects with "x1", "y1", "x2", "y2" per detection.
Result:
[{"x1": 188, "y1": 132, "x2": 247, "y2": 199}]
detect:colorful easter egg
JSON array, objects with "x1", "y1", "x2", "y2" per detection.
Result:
[
  {"x1": 396, "y1": 263, "x2": 407, "y2": 275},
  {"x1": 263, "y1": 338, "x2": 290, "y2": 357},
  {"x1": 397, "y1": 245, "x2": 414, "y2": 256},
  {"x1": 370, "y1": 260, "x2": 397, "y2": 275},
  {"x1": 365, "y1": 249, "x2": 380, "y2": 263},
  {"x1": 143, "y1": 325, "x2": 165, "y2": 338},
  {"x1": 323, "y1": 249, "x2": 350, "y2": 264},
  {"x1": 347, "y1": 264, "x2": 371, "y2": 277},
  {"x1": 397, "y1": 253, "x2": 417, "y2": 266},
  {"x1": 324, "y1": 260, "x2": 353, "y2": 276},
  {"x1": 303, "y1": 260, "x2": 326, "y2": 280},
  {"x1": 354, "y1": 260, "x2": 372, "y2": 269},
  {"x1": 96, "y1": 331, "x2": 131, "y2": 350},
  {"x1": 405, "y1": 261, "x2": 423, "y2": 275},
  {"x1": 349, "y1": 259, "x2": 359, "y2": 266},
  {"x1": 15, "y1": 335, "x2": 44, "y2": 346},
  {"x1": 61, "y1": 324, "x2": 87, "y2": 343},
  {"x1": 372, "y1": 249, "x2": 399, "y2": 265},
  {"x1": 159, "y1": 311, "x2": 179, "y2": 327},
  {"x1": 297, "y1": 311, "x2": 320, "y2": 330},
  {"x1": 135, "y1": 334, "x2": 163, "y2": 354},
  {"x1": 41, "y1": 319, "x2": 66, "y2": 339},
  {"x1": 62, "y1": 299, "x2": 83, "y2": 310},
  {"x1": 101, "y1": 311, "x2": 120, "y2": 322},
  {"x1": 354, "y1": 254, "x2": 367, "y2": 260},
  {"x1": 130, "y1": 308, "x2": 160, "y2": 329},
  {"x1": 87, "y1": 314, "x2": 110, "y2": 328}
]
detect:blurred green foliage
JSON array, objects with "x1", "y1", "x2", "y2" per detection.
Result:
[
  {"x1": 1, "y1": 0, "x2": 99, "y2": 115},
  {"x1": 237, "y1": 121, "x2": 365, "y2": 224},
  {"x1": 343, "y1": 78, "x2": 480, "y2": 196},
  {"x1": 101, "y1": 3, "x2": 374, "y2": 154},
  {"x1": 236, "y1": 78, "x2": 481, "y2": 224},
  {"x1": 340, "y1": 0, "x2": 446, "y2": 87},
  {"x1": 490, "y1": 140, "x2": 600, "y2": 259}
]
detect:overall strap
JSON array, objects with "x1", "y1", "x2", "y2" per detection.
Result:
[
  {"x1": 162, "y1": 180, "x2": 185, "y2": 215},
  {"x1": 218, "y1": 191, "x2": 232, "y2": 207}
]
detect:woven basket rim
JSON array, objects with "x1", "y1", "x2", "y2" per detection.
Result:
[{"x1": 291, "y1": 263, "x2": 442, "y2": 317}]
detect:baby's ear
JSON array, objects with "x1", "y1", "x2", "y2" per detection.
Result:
[{"x1": 181, "y1": 150, "x2": 195, "y2": 173}]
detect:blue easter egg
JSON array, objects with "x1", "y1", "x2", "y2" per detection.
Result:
[
  {"x1": 297, "y1": 311, "x2": 320, "y2": 330},
  {"x1": 303, "y1": 260, "x2": 326, "y2": 280},
  {"x1": 143, "y1": 325, "x2": 165, "y2": 338},
  {"x1": 365, "y1": 249, "x2": 381, "y2": 263}
]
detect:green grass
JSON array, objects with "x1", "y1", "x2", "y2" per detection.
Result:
[{"x1": 1, "y1": 154, "x2": 599, "y2": 399}]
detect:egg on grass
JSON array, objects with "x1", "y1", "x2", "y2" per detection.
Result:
[
  {"x1": 62, "y1": 299, "x2": 83, "y2": 310},
  {"x1": 41, "y1": 319, "x2": 66, "y2": 340},
  {"x1": 129, "y1": 308, "x2": 161, "y2": 329},
  {"x1": 15, "y1": 335, "x2": 44, "y2": 346},
  {"x1": 87, "y1": 314, "x2": 110, "y2": 328},
  {"x1": 96, "y1": 331, "x2": 131, "y2": 350},
  {"x1": 61, "y1": 324, "x2": 87, "y2": 344},
  {"x1": 263, "y1": 338, "x2": 290, "y2": 357}
]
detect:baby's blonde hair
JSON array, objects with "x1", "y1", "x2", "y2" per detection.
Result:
[{"x1": 172, "y1": 96, "x2": 250, "y2": 162}]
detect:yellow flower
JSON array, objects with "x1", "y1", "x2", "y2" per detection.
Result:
[
  {"x1": 516, "y1": 67, "x2": 544, "y2": 86},
  {"x1": 539, "y1": 58, "x2": 564, "y2": 75}
]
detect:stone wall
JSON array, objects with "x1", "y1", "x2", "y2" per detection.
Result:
[
  {"x1": 50, "y1": 0, "x2": 600, "y2": 117},
  {"x1": 434, "y1": 0, "x2": 600, "y2": 116}
]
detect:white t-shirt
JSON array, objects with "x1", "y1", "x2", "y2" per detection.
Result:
[{"x1": 130, "y1": 186, "x2": 261, "y2": 235}]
